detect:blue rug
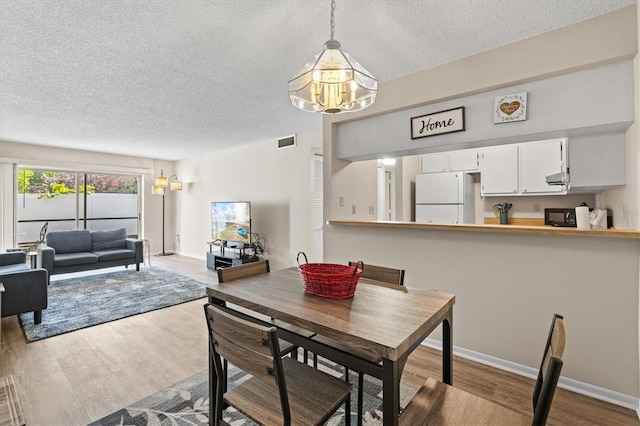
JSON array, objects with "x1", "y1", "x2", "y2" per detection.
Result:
[
  {"x1": 19, "y1": 267, "x2": 209, "y2": 342},
  {"x1": 89, "y1": 358, "x2": 418, "y2": 425}
]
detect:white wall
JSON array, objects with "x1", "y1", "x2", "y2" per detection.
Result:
[
  {"x1": 174, "y1": 129, "x2": 321, "y2": 271},
  {"x1": 324, "y1": 5, "x2": 640, "y2": 402}
]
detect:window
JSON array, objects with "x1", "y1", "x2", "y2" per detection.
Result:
[{"x1": 16, "y1": 168, "x2": 140, "y2": 247}]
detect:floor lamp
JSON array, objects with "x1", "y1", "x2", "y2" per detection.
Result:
[{"x1": 152, "y1": 169, "x2": 182, "y2": 256}]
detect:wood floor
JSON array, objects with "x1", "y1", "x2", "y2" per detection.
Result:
[{"x1": 0, "y1": 255, "x2": 637, "y2": 425}]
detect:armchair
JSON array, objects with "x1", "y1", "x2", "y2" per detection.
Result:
[{"x1": 0, "y1": 252, "x2": 48, "y2": 324}]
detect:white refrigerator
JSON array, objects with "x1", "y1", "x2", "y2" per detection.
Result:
[{"x1": 415, "y1": 172, "x2": 475, "y2": 224}]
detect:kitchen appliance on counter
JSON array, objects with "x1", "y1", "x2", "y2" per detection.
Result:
[
  {"x1": 590, "y1": 208, "x2": 612, "y2": 229},
  {"x1": 544, "y1": 207, "x2": 612, "y2": 228},
  {"x1": 544, "y1": 208, "x2": 577, "y2": 227},
  {"x1": 415, "y1": 172, "x2": 474, "y2": 223}
]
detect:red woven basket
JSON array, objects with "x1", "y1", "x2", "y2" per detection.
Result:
[{"x1": 297, "y1": 252, "x2": 363, "y2": 299}]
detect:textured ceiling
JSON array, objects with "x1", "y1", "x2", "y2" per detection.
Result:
[{"x1": 0, "y1": 0, "x2": 636, "y2": 160}]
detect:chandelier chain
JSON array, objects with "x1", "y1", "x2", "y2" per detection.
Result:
[{"x1": 329, "y1": 0, "x2": 336, "y2": 40}]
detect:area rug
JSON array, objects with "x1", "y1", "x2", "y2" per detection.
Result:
[
  {"x1": 89, "y1": 358, "x2": 418, "y2": 426},
  {"x1": 19, "y1": 267, "x2": 208, "y2": 342},
  {"x1": 0, "y1": 375, "x2": 25, "y2": 426}
]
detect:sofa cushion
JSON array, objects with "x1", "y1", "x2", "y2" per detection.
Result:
[
  {"x1": 47, "y1": 230, "x2": 92, "y2": 254},
  {"x1": 93, "y1": 249, "x2": 135, "y2": 262},
  {"x1": 91, "y1": 228, "x2": 127, "y2": 252},
  {"x1": 0, "y1": 263, "x2": 30, "y2": 274},
  {"x1": 54, "y1": 252, "x2": 99, "y2": 267}
]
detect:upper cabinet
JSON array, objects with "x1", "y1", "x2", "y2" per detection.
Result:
[
  {"x1": 479, "y1": 136, "x2": 624, "y2": 196},
  {"x1": 519, "y1": 139, "x2": 567, "y2": 195},
  {"x1": 481, "y1": 139, "x2": 566, "y2": 196},
  {"x1": 480, "y1": 145, "x2": 519, "y2": 195},
  {"x1": 420, "y1": 149, "x2": 479, "y2": 174},
  {"x1": 419, "y1": 134, "x2": 625, "y2": 197}
]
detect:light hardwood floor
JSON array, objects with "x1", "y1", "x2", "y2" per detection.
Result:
[{"x1": 0, "y1": 255, "x2": 637, "y2": 425}]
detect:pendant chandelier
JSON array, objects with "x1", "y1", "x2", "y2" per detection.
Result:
[{"x1": 288, "y1": 0, "x2": 377, "y2": 114}]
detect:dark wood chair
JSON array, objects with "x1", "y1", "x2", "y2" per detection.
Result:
[
  {"x1": 348, "y1": 261, "x2": 405, "y2": 286},
  {"x1": 400, "y1": 313, "x2": 566, "y2": 426},
  {"x1": 217, "y1": 260, "x2": 316, "y2": 367},
  {"x1": 216, "y1": 259, "x2": 271, "y2": 283},
  {"x1": 314, "y1": 261, "x2": 406, "y2": 425},
  {"x1": 204, "y1": 303, "x2": 353, "y2": 425},
  {"x1": 216, "y1": 260, "x2": 297, "y2": 393}
]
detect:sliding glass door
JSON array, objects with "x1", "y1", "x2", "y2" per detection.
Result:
[{"x1": 16, "y1": 168, "x2": 140, "y2": 248}]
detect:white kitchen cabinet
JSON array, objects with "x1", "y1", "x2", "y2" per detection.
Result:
[
  {"x1": 481, "y1": 145, "x2": 519, "y2": 195},
  {"x1": 420, "y1": 153, "x2": 448, "y2": 173},
  {"x1": 481, "y1": 139, "x2": 568, "y2": 196},
  {"x1": 420, "y1": 149, "x2": 478, "y2": 174},
  {"x1": 519, "y1": 139, "x2": 566, "y2": 194},
  {"x1": 449, "y1": 150, "x2": 479, "y2": 172}
]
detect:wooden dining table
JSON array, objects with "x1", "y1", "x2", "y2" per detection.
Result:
[{"x1": 206, "y1": 266, "x2": 455, "y2": 426}]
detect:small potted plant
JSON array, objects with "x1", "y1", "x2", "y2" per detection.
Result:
[{"x1": 493, "y1": 201, "x2": 513, "y2": 225}]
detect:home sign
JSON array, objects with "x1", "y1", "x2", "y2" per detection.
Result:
[{"x1": 411, "y1": 107, "x2": 465, "y2": 140}]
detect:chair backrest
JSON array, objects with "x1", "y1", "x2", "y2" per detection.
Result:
[
  {"x1": 532, "y1": 313, "x2": 566, "y2": 426},
  {"x1": 204, "y1": 303, "x2": 290, "y2": 424},
  {"x1": 348, "y1": 261, "x2": 405, "y2": 286},
  {"x1": 38, "y1": 222, "x2": 48, "y2": 244},
  {"x1": 217, "y1": 259, "x2": 270, "y2": 283}
]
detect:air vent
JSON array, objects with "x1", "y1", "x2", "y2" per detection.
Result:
[{"x1": 277, "y1": 135, "x2": 296, "y2": 149}]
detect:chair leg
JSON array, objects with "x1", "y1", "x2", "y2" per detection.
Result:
[
  {"x1": 222, "y1": 358, "x2": 229, "y2": 409},
  {"x1": 357, "y1": 373, "x2": 364, "y2": 426},
  {"x1": 345, "y1": 387, "x2": 351, "y2": 426},
  {"x1": 313, "y1": 352, "x2": 318, "y2": 368}
]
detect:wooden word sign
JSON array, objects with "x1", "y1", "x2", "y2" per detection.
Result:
[{"x1": 411, "y1": 107, "x2": 466, "y2": 139}]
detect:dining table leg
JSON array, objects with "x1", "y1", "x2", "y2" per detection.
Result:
[
  {"x1": 382, "y1": 358, "x2": 401, "y2": 426},
  {"x1": 443, "y1": 310, "x2": 453, "y2": 385}
]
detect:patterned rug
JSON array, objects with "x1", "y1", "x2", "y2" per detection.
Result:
[
  {"x1": 19, "y1": 267, "x2": 208, "y2": 342},
  {"x1": 90, "y1": 358, "x2": 418, "y2": 426},
  {"x1": 0, "y1": 375, "x2": 25, "y2": 426}
]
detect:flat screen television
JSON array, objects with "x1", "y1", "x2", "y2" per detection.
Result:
[{"x1": 211, "y1": 201, "x2": 251, "y2": 244}]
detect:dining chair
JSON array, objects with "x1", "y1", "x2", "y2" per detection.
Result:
[
  {"x1": 204, "y1": 303, "x2": 353, "y2": 425},
  {"x1": 400, "y1": 313, "x2": 566, "y2": 426},
  {"x1": 216, "y1": 260, "x2": 298, "y2": 394},
  {"x1": 348, "y1": 261, "x2": 405, "y2": 285},
  {"x1": 314, "y1": 261, "x2": 406, "y2": 425},
  {"x1": 217, "y1": 260, "x2": 316, "y2": 370},
  {"x1": 216, "y1": 258, "x2": 271, "y2": 282}
]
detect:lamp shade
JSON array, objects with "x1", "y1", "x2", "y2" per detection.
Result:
[
  {"x1": 289, "y1": 39, "x2": 377, "y2": 114},
  {"x1": 151, "y1": 185, "x2": 164, "y2": 195},
  {"x1": 170, "y1": 181, "x2": 182, "y2": 191},
  {"x1": 155, "y1": 175, "x2": 168, "y2": 188}
]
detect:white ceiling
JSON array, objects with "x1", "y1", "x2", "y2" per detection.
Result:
[{"x1": 0, "y1": 0, "x2": 636, "y2": 161}]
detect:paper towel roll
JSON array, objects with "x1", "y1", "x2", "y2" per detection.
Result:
[{"x1": 575, "y1": 206, "x2": 590, "y2": 230}]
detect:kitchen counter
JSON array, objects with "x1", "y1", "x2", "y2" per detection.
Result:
[{"x1": 328, "y1": 220, "x2": 640, "y2": 239}]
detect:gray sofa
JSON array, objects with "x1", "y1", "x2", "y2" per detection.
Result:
[
  {"x1": 0, "y1": 252, "x2": 48, "y2": 324},
  {"x1": 39, "y1": 228, "x2": 143, "y2": 280}
]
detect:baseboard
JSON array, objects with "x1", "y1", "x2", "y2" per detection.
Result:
[{"x1": 422, "y1": 338, "x2": 640, "y2": 413}]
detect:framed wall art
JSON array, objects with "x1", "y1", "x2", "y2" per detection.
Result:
[
  {"x1": 494, "y1": 92, "x2": 527, "y2": 123},
  {"x1": 411, "y1": 107, "x2": 465, "y2": 139}
]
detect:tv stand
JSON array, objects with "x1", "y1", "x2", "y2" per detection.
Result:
[{"x1": 206, "y1": 241, "x2": 259, "y2": 271}]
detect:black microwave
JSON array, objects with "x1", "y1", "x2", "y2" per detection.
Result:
[{"x1": 544, "y1": 208, "x2": 577, "y2": 227}]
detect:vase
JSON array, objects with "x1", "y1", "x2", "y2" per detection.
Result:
[{"x1": 500, "y1": 212, "x2": 508, "y2": 225}]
